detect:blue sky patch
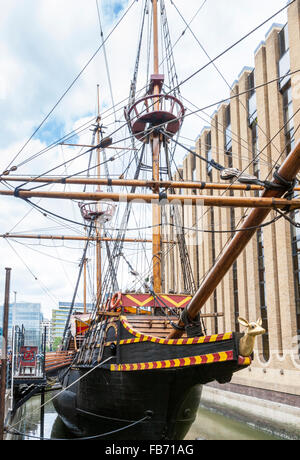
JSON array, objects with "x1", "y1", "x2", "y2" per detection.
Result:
[
  {"x1": 113, "y1": 2, "x2": 123, "y2": 16},
  {"x1": 102, "y1": 0, "x2": 125, "y2": 21},
  {"x1": 36, "y1": 119, "x2": 65, "y2": 145}
]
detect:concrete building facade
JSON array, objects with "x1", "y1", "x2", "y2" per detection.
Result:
[{"x1": 162, "y1": 0, "x2": 300, "y2": 429}]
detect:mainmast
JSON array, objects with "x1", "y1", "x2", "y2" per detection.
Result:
[
  {"x1": 125, "y1": 0, "x2": 185, "y2": 293},
  {"x1": 151, "y1": 0, "x2": 162, "y2": 293}
]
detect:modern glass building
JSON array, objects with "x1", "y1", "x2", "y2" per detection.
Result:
[
  {"x1": 51, "y1": 301, "x2": 93, "y2": 339},
  {"x1": 0, "y1": 302, "x2": 43, "y2": 348}
]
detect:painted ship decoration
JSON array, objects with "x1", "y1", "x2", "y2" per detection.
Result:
[{"x1": 1, "y1": 0, "x2": 300, "y2": 441}]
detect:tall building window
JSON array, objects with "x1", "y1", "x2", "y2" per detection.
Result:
[
  {"x1": 205, "y1": 130, "x2": 217, "y2": 331},
  {"x1": 248, "y1": 70, "x2": 257, "y2": 125},
  {"x1": 191, "y1": 153, "x2": 196, "y2": 183},
  {"x1": 224, "y1": 105, "x2": 239, "y2": 330},
  {"x1": 250, "y1": 115, "x2": 270, "y2": 361},
  {"x1": 231, "y1": 219, "x2": 239, "y2": 331},
  {"x1": 191, "y1": 153, "x2": 197, "y2": 194},
  {"x1": 206, "y1": 131, "x2": 212, "y2": 177},
  {"x1": 210, "y1": 203, "x2": 218, "y2": 334},
  {"x1": 291, "y1": 219, "x2": 300, "y2": 353},
  {"x1": 278, "y1": 23, "x2": 289, "y2": 58},
  {"x1": 256, "y1": 229, "x2": 269, "y2": 361},
  {"x1": 278, "y1": 23, "x2": 291, "y2": 90},
  {"x1": 281, "y1": 83, "x2": 299, "y2": 354},
  {"x1": 282, "y1": 85, "x2": 295, "y2": 155},
  {"x1": 251, "y1": 120, "x2": 260, "y2": 177},
  {"x1": 190, "y1": 153, "x2": 200, "y2": 287},
  {"x1": 225, "y1": 105, "x2": 232, "y2": 155}
]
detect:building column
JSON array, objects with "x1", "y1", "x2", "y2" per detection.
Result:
[
  {"x1": 265, "y1": 26, "x2": 296, "y2": 366},
  {"x1": 254, "y1": 40, "x2": 282, "y2": 362},
  {"x1": 288, "y1": 0, "x2": 300, "y2": 137}
]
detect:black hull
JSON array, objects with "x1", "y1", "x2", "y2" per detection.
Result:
[
  {"x1": 52, "y1": 316, "x2": 250, "y2": 440},
  {"x1": 54, "y1": 367, "x2": 203, "y2": 440}
]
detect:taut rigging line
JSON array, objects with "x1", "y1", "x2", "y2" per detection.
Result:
[{"x1": 5, "y1": 0, "x2": 138, "y2": 172}]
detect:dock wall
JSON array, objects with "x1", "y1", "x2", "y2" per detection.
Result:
[{"x1": 201, "y1": 382, "x2": 300, "y2": 440}]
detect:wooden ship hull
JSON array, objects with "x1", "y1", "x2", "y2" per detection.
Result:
[{"x1": 53, "y1": 297, "x2": 250, "y2": 440}]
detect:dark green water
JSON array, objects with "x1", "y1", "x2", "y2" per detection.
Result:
[
  {"x1": 7, "y1": 391, "x2": 282, "y2": 441},
  {"x1": 186, "y1": 405, "x2": 281, "y2": 440}
]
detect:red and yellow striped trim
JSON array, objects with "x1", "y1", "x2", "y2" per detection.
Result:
[
  {"x1": 160, "y1": 295, "x2": 192, "y2": 308},
  {"x1": 238, "y1": 356, "x2": 251, "y2": 366},
  {"x1": 121, "y1": 294, "x2": 192, "y2": 309},
  {"x1": 110, "y1": 350, "x2": 235, "y2": 372},
  {"x1": 119, "y1": 316, "x2": 233, "y2": 346},
  {"x1": 124, "y1": 294, "x2": 154, "y2": 307}
]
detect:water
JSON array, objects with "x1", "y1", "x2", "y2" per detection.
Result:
[
  {"x1": 186, "y1": 405, "x2": 282, "y2": 441},
  {"x1": 6, "y1": 391, "x2": 73, "y2": 441},
  {"x1": 7, "y1": 391, "x2": 282, "y2": 441}
]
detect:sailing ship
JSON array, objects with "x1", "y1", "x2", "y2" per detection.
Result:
[{"x1": 1, "y1": 0, "x2": 300, "y2": 441}]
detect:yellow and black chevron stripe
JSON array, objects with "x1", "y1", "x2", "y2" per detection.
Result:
[
  {"x1": 110, "y1": 352, "x2": 251, "y2": 372},
  {"x1": 118, "y1": 316, "x2": 233, "y2": 346}
]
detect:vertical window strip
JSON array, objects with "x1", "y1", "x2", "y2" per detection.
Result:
[
  {"x1": 224, "y1": 105, "x2": 239, "y2": 331},
  {"x1": 206, "y1": 131, "x2": 217, "y2": 332},
  {"x1": 283, "y1": 83, "x2": 300, "y2": 355},
  {"x1": 251, "y1": 118, "x2": 270, "y2": 361}
]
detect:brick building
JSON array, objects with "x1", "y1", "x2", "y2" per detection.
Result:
[{"x1": 162, "y1": 0, "x2": 300, "y2": 432}]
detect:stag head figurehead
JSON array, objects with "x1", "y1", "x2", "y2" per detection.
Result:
[{"x1": 238, "y1": 317, "x2": 266, "y2": 357}]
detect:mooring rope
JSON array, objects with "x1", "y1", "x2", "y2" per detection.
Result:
[{"x1": 6, "y1": 415, "x2": 150, "y2": 441}]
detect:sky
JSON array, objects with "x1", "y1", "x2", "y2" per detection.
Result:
[{"x1": 0, "y1": 0, "x2": 289, "y2": 320}]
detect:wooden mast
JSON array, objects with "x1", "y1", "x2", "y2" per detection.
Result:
[
  {"x1": 83, "y1": 258, "x2": 87, "y2": 314},
  {"x1": 1, "y1": 188, "x2": 300, "y2": 209},
  {"x1": 96, "y1": 85, "x2": 102, "y2": 302},
  {"x1": 0, "y1": 234, "x2": 174, "y2": 244},
  {"x1": 2, "y1": 175, "x2": 300, "y2": 193},
  {"x1": 152, "y1": 0, "x2": 162, "y2": 293},
  {"x1": 3, "y1": 175, "x2": 291, "y2": 191}
]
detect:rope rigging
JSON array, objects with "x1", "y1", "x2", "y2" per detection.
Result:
[
  {"x1": 163, "y1": 142, "x2": 196, "y2": 295},
  {"x1": 95, "y1": 0, "x2": 117, "y2": 123},
  {"x1": 1, "y1": 0, "x2": 299, "y2": 345},
  {"x1": 2, "y1": 0, "x2": 296, "y2": 181},
  {"x1": 4, "y1": 0, "x2": 138, "y2": 173},
  {"x1": 160, "y1": 0, "x2": 181, "y2": 97},
  {"x1": 165, "y1": 1, "x2": 296, "y2": 95},
  {"x1": 169, "y1": 0, "x2": 285, "y2": 162}
]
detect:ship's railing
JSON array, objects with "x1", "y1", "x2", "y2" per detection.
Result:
[{"x1": 45, "y1": 351, "x2": 74, "y2": 373}]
